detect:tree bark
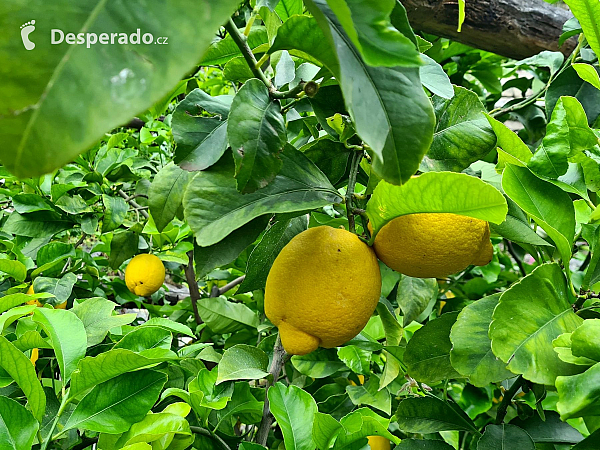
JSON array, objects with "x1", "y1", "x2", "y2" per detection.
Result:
[{"x1": 401, "y1": 0, "x2": 575, "y2": 60}]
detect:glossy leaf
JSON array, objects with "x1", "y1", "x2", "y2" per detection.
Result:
[
  {"x1": 335, "y1": 408, "x2": 399, "y2": 448},
  {"x1": 113, "y1": 412, "x2": 192, "y2": 448},
  {"x1": 113, "y1": 326, "x2": 173, "y2": 353},
  {"x1": 72, "y1": 297, "x2": 136, "y2": 347},
  {"x1": 563, "y1": 0, "x2": 600, "y2": 57},
  {"x1": 346, "y1": 375, "x2": 391, "y2": 414},
  {"x1": 477, "y1": 424, "x2": 535, "y2": 450},
  {"x1": 0, "y1": 396, "x2": 38, "y2": 450},
  {"x1": 510, "y1": 411, "x2": 583, "y2": 444},
  {"x1": 396, "y1": 276, "x2": 438, "y2": 326},
  {"x1": 183, "y1": 146, "x2": 341, "y2": 247},
  {"x1": 367, "y1": 172, "x2": 508, "y2": 239},
  {"x1": 228, "y1": 79, "x2": 287, "y2": 193},
  {"x1": 571, "y1": 320, "x2": 600, "y2": 361},
  {"x1": 573, "y1": 63, "x2": 600, "y2": 90},
  {"x1": 395, "y1": 396, "x2": 478, "y2": 434},
  {"x1": 291, "y1": 349, "x2": 346, "y2": 378},
  {"x1": 421, "y1": 86, "x2": 496, "y2": 172},
  {"x1": 201, "y1": 27, "x2": 269, "y2": 66},
  {"x1": 197, "y1": 296, "x2": 259, "y2": 334},
  {"x1": 0, "y1": 0, "x2": 242, "y2": 177},
  {"x1": 420, "y1": 55, "x2": 454, "y2": 99},
  {"x1": 490, "y1": 263, "x2": 583, "y2": 385},
  {"x1": 450, "y1": 294, "x2": 513, "y2": 387},
  {"x1": 216, "y1": 345, "x2": 270, "y2": 384},
  {"x1": 148, "y1": 163, "x2": 192, "y2": 233},
  {"x1": 546, "y1": 67, "x2": 600, "y2": 125},
  {"x1": 102, "y1": 194, "x2": 129, "y2": 233},
  {"x1": 0, "y1": 260, "x2": 27, "y2": 282}
]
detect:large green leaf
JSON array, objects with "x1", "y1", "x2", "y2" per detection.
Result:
[
  {"x1": 366, "y1": 172, "x2": 508, "y2": 240},
  {"x1": 502, "y1": 164, "x2": 575, "y2": 265},
  {"x1": 268, "y1": 382, "x2": 318, "y2": 450},
  {"x1": 0, "y1": 260, "x2": 27, "y2": 282},
  {"x1": 334, "y1": 408, "x2": 399, "y2": 448},
  {"x1": 322, "y1": 0, "x2": 422, "y2": 67},
  {"x1": 33, "y1": 308, "x2": 87, "y2": 383},
  {"x1": 0, "y1": 396, "x2": 38, "y2": 450},
  {"x1": 419, "y1": 55, "x2": 454, "y2": 99},
  {"x1": 113, "y1": 411, "x2": 192, "y2": 449},
  {"x1": 113, "y1": 326, "x2": 173, "y2": 353},
  {"x1": 395, "y1": 396, "x2": 478, "y2": 434},
  {"x1": 346, "y1": 375, "x2": 391, "y2": 414},
  {"x1": 510, "y1": 411, "x2": 583, "y2": 444},
  {"x1": 312, "y1": 413, "x2": 342, "y2": 450},
  {"x1": 563, "y1": 0, "x2": 600, "y2": 57},
  {"x1": 238, "y1": 215, "x2": 309, "y2": 293},
  {"x1": 0, "y1": 0, "x2": 241, "y2": 177},
  {"x1": 420, "y1": 86, "x2": 496, "y2": 172},
  {"x1": 546, "y1": 67, "x2": 600, "y2": 125},
  {"x1": 201, "y1": 26, "x2": 269, "y2": 66},
  {"x1": 557, "y1": 363, "x2": 600, "y2": 419},
  {"x1": 72, "y1": 297, "x2": 136, "y2": 347},
  {"x1": 32, "y1": 272, "x2": 77, "y2": 306},
  {"x1": 197, "y1": 296, "x2": 259, "y2": 334},
  {"x1": 148, "y1": 163, "x2": 192, "y2": 233},
  {"x1": 396, "y1": 276, "x2": 438, "y2": 326},
  {"x1": 0, "y1": 336, "x2": 45, "y2": 421},
  {"x1": 477, "y1": 424, "x2": 535, "y2": 450},
  {"x1": 64, "y1": 369, "x2": 167, "y2": 434},
  {"x1": 405, "y1": 312, "x2": 462, "y2": 384},
  {"x1": 490, "y1": 263, "x2": 583, "y2": 385},
  {"x1": 228, "y1": 79, "x2": 287, "y2": 193},
  {"x1": 305, "y1": 0, "x2": 435, "y2": 185},
  {"x1": 291, "y1": 349, "x2": 346, "y2": 378},
  {"x1": 571, "y1": 320, "x2": 600, "y2": 361},
  {"x1": 183, "y1": 146, "x2": 341, "y2": 247},
  {"x1": 216, "y1": 345, "x2": 270, "y2": 384},
  {"x1": 450, "y1": 294, "x2": 513, "y2": 387}
]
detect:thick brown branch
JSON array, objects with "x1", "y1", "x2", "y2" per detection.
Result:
[{"x1": 185, "y1": 250, "x2": 203, "y2": 325}]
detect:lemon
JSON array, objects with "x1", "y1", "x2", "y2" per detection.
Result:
[
  {"x1": 372, "y1": 213, "x2": 493, "y2": 278},
  {"x1": 125, "y1": 254, "x2": 165, "y2": 297},
  {"x1": 368, "y1": 436, "x2": 390, "y2": 450},
  {"x1": 265, "y1": 226, "x2": 381, "y2": 355},
  {"x1": 30, "y1": 348, "x2": 39, "y2": 365},
  {"x1": 26, "y1": 284, "x2": 67, "y2": 309}
]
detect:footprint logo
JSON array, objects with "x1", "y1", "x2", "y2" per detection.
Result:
[{"x1": 20, "y1": 20, "x2": 36, "y2": 50}]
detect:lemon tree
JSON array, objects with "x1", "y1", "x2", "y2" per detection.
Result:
[{"x1": 2, "y1": 0, "x2": 600, "y2": 449}]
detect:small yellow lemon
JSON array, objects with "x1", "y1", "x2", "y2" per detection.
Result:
[
  {"x1": 26, "y1": 284, "x2": 67, "y2": 309},
  {"x1": 368, "y1": 436, "x2": 390, "y2": 450},
  {"x1": 265, "y1": 226, "x2": 381, "y2": 355},
  {"x1": 125, "y1": 254, "x2": 165, "y2": 297},
  {"x1": 372, "y1": 213, "x2": 493, "y2": 278}
]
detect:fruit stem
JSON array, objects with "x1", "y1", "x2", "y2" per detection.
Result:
[
  {"x1": 346, "y1": 150, "x2": 364, "y2": 234},
  {"x1": 255, "y1": 334, "x2": 288, "y2": 445}
]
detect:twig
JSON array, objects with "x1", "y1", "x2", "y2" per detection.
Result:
[
  {"x1": 185, "y1": 250, "x2": 203, "y2": 325},
  {"x1": 256, "y1": 334, "x2": 288, "y2": 445},
  {"x1": 505, "y1": 240, "x2": 526, "y2": 277},
  {"x1": 190, "y1": 426, "x2": 232, "y2": 450},
  {"x1": 495, "y1": 376, "x2": 526, "y2": 424},
  {"x1": 218, "y1": 275, "x2": 246, "y2": 296},
  {"x1": 345, "y1": 151, "x2": 364, "y2": 234},
  {"x1": 118, "y1": 189, "x2": 149, "y2": 219}
]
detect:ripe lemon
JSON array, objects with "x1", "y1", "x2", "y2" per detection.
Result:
[
  {"x1": 372, "y1": 213, "x2": 493, "y2": 278},
  {"x1": 125, "y1": 254, "x2": 165, "y2": 297},
  {"x1": 265, "y1": 226, "x2": 381, "y2": 355},
  {"x1": 26, "y1": 284, "x2": 67, "y2": 309},
  {"x1": 368, "y1": 436, "x2": 390, "y2": 450}
]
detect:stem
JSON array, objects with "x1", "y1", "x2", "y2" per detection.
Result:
[
  {"x1": 255, "y1": 334, "x2": 288, "y2": 445},
  {"x1": 271, "y1": 83, "x2": 305, "y2": 99},
  {"x1": 224, "y1": 19, "x2": 272, "y2": 89},
  {"x1": 118, "y1": 189, "x2": 149, "y2": 219},
  {"x1": 185, "y1": 250, "x2": 203, "y2": 325},
  {"x1": 218, "y1": 275, "x2": 246, "y2": 296},
  {"x1": 345, "y1": 151, "x2": 364, "y2": 234},
  {"x1": 191, "y1": 426, "x2": 232, "y2": 450},
  {"x1": 42, "y1": 393, "x2": 70, "y2": 450},
  {"x1": 495, "y1": 376, "x2": 526, "y2": 424},
  {"x1": 505, "y1": 240, "x2": 526, "y2": 277}
]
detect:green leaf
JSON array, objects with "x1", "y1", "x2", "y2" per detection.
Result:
[
  {"x1": 0, "y1": 260, "x2": 26, "y2": 282},
  {"x1": 510, "y1": 411, "x2": 583, "y2": 444},
  {"x1": 269, "y1": 15, "x2": 339, "y2": 72},
  {"x1": 450, "y1": 294, "x2": 513, "y2": 387},
  {"x1": 457, "y1": 0, "x2": 466, "y2": 30},
  {"x1": 3, "y1": 213, "x2": 71, "y2": 239},
  {"x1": 183, "y1": 146, "x2": 341, "y2": 247},
  {"x1": 571, "y1": 320, "x2": 600, "y2": 361},
  {"x1": 216, "y1": 345, "x2": 270, "y2": 384},
  {"x1": 557, "y1": 363, "x2": 600, "y2": 419},
  {"x1": 228, "y1": 79, "x2": 287, "y2": 193},
  {"x1": 32, "y1": 272, "x2": 77, "y2": 306},
  {"x1": 197, "y1": 296, "x2": 259, "y2": 334},
  {"x1": 546, "y1": 67, "x2": 600, "y2": 125},
  {"x1": 396, "y1": 276, "x2": 438, "y2": 326},
  {"x1": 33, "y1": 308, "x2": 87, "y2": 383},
  {"x1": 573, "y1": 63, "x2": 600, "y2": 90},
  {"x1": 238, "y1": 215, "x2": 309, "y2": 293},
  {"x1": 148, "y1": 163, "x2": 192, "y2": 233},
  {"x1": 0, "y1": 336, "x2": 45, "y2": 421},
  {"x1": 300, "y1": 136, "x2": 352, "y2": 186},
  {"x1": 563, "y1": 0, "x2": 600, "y2": 57},
  {"x1": 0, "y1": 0, "x2": 241, "y2": 178},
  {"x1": 337, "y1": 345, "x2": 371, "y2": 374},
  {"x1": 0, "y1": 293, "x2": 52, "y2": 315},
  {"x1": 291, "y1": 348, "x2": 346, "y2": 378},
  {"x1": 490, "y1": 263, "x2": 583, "y2": 385},
  {"x1": 334, "y1": 408, "x2": 399, "y2": 448},
  {"x1": 113, "y1": 412, "x2": 192, "y2": 448},
  {"x1": 502, "y1": 164, "x2": 575, "y2": 266},
  {"x1": 72, "y1": 297, "x2": 136, "y2": 347},
  {"x1": 405, "y1": 312, "x2": 462, "y2": 384},
  {"x1": 377, "y1": 302, "x2": 403, "y2": 347},
  {"x1": 312, "y1": 413, "x2": 341, "y2": 450},
  {"x1": 346, "y1": 375, "x2": 391, "y2": 414},
  {"x1": 275, "y1": 0, "x2": 304, "y2": 20},
  {"x1": 102, "y1": 194, "x2": 129, "y2": 233},
  {"x1": 64, "y1": 369, "x2": 167, "y2": 434},
  {"x1": 202, "y1": 27, "x2": 269, "y2": 65},
  {"x1": 190, "y1": 368, "x2": 233, "y2": 412},
  {"x1": 194, "y1": 216, "x2": 270, "y2": 279},
  {"x1": 268, "y1": 382, "x2": 318, "y2": 450},
  {"x1": 420, "y1": 55, "x2": 454, "y2": 99},
  {"x1": 213, "y1": 382, "x2": 264, "y2": 433},
  {"x1": 305, "y1": 0, "x2": 435, "y2": 185},
  {"x1": 421, "y1": 86, "x2": 496, "y2": 172},
  {"x1": 395, "y1": 396, "x2": 478, "y2": 434},
  {"x1": 324, "y1": 0, "x2": 422, "y2": 67},
  {"x1": 70, "y1": 348, "x2": 176, "y2": 398},
  {"x1": 366, "y1": 172, "x2": 508, "y2": 239},
  {"x1": 275, "y1": 51, "x2": 296, "y2": 88},
  {"x1": 396, "y1": 440, "x2": 454, "y2": 449},
  {"x1": 477, "y1": 424, "x2": 535, "y2": 450},
  {"x1": 108, "y1": 229, "x2": 140, "y2": 269},
  {"x1": 0, "y1": 396, "x2": 38, "y2": 450},
  {"x1": 32, "y1": 242, "x2": 76, "y2": 277},
  {"x1": 143, "y1": 317, "x2": 194, "y2": 337},
  {"x1": 114, "y1": 326, "x2": 173, "y2": 353}
]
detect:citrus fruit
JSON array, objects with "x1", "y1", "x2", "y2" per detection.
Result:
[
  {"x1": 125, "y1": 254, "x2": 165, "y2": 297},
  {"x1": 30, "y1": 348, "x2": 39, "y2": 365},
  {"x1": 26, "y1": 284, "x2": 67, "y2": 309},
  {"x1": 368, "y1": 436, "x2": 390, "y2": 450},
  {"x1": 265, "y1": 226, "x2": 381, "y2": 355},
  {"x1": 372, "y1": 213, "x2": 493, "y2": 278}
]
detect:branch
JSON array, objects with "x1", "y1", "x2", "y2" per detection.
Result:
[
  {"x1": 345, "y1": 151, "x2": 364, "y2": 234},
  {"x1": 256, "y1": 334, "x2": 288, "y2": 445},
  {"x1": 185, "y1": 250, "x2": 203, "y2": 325},
  {"x1": 495, "y1": 375, "x2": 526, "y2": 424},
  {"x1": 118, "y1": 189, "x2": 149, "y2": 219},
  {"x1": 218, "y1": 275, "x2": 246, "y2": 296},
  {"x1": 190, "y1": 426, "x2": 232, "y2": 450}
]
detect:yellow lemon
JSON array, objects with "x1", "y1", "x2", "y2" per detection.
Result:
[
  {"x1": 26, "y1": 284, "x2": 67, "y2": 309},
  {"x1": 30, "y1": 348, "x2": 39, "y2": 365},
  {"x1": 368, "y1": 436, "x2": 390, "y2": 450},
  {"x1": 372, "y1": 213, "x2": 493, "y2": 278},
  {"x1": 265, "y1": 226, "x2": 381, "y2": 355},
  {"x1": 125, "y1": 254, "x2": 165, "y2": 297}
]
